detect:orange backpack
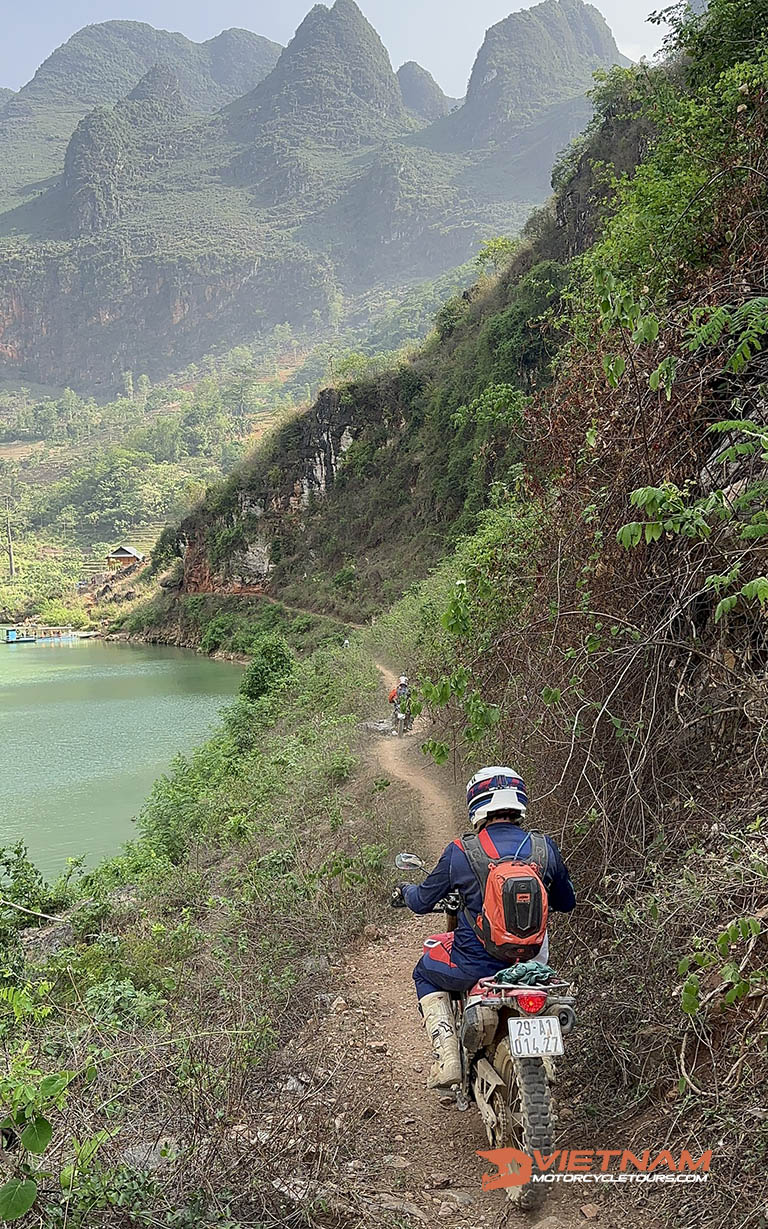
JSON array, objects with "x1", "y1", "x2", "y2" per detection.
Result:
[{"x1": 461, "y1": 828, "x2": 550, "y2": 962}]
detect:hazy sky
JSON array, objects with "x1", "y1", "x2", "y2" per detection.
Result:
[{"x1": 1, "y1": 1, "x2": 667, "y2": 96}]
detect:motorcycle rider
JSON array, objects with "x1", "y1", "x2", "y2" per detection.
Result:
[
  {"x1": 389, "y1": 675, "x2": 412, "y2": 728},
  {"x1": 392, "y1": 767, "x2": 575, "y2": 1091}
]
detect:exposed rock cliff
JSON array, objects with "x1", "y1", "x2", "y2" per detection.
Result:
[{"x1": 176, "y1": 388, "x2": 357, "y2": 593}]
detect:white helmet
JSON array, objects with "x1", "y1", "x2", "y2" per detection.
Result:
[
  {"x1": 399, "y1": 676, "x2": 408, "y2": 686},
  {"x1": 466, "y1": 766, "x2": 528, "y2": 832}
]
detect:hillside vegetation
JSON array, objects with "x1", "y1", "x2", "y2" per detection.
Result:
[
  {"x1": 0, "y1": 23, "x2": 281, "y2": 219},
  {"x1": 3, "y1": 1, "x2": 768, "y2": 1227},
  {"x1": 0, "y1": 253, "x2": 477, "y2": 624}
]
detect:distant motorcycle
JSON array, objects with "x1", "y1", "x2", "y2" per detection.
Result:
[{"x1": 393, "y1": 852, "x2": 576, "y2": 1211}]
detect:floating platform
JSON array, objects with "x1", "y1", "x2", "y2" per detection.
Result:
[{"x1": 4, "y1": 625, "x2": 78, "y2": 644}]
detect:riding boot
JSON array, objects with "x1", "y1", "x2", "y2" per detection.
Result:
[{"x1": 420, "y1": 992, "x2": 462, "y2": 1089}]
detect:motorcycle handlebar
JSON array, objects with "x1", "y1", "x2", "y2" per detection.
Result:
[
  {"x1": 390, "y1": 888, "x2": 462, "y2": 913},
  {"x1": 434, "y1": 894, "x2": 462, "y2": 913}
]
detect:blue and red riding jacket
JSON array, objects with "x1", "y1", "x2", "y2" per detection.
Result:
[{"x1": 403, "y1": 822, "x2": 576, "y2": 983}]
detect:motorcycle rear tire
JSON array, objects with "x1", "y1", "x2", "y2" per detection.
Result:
[{"x1": 491, "y1": 1039, "x2": 553, "y2": 1211}]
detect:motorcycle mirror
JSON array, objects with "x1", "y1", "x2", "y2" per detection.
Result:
[{"x1": 395, "y1": 852, "x2": 425, "y2": 872}]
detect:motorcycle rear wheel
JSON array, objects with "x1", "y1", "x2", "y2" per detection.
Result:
[{"x1": 491, "y1": 1039, "x2": 553, "y2": 1211}]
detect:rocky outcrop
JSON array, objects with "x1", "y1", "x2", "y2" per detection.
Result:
[
  {"x1": 177, "y1": 388, "x2": 356, "y2": 593},
  {"x1": 126, "y1": 63, "x2": 185, "y2": 114},
  {"x1": 63, "y1": 107, "x2": 131, "y2": 235},
  {"x1": 62, "y1": 66, "x2": 187, "y2": 237}
]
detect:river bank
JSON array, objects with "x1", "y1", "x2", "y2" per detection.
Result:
[{"x1": 105, "y1": 628, "x2": 252, "y2": 666}]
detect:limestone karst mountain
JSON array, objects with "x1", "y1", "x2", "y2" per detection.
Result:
[{"x1": 0, "y1": 0, "x2": 627, "y2": 387}]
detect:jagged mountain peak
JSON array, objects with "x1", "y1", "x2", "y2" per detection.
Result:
[
  {"x1": 287, "y1": 0, "x2": 397, "y2": 73},
  {"x1": 232, "y1": 0, "x2": 405, "y2": 146},
  {"x1": 428, "y1": 0, "x2": 626, "y2": 150},
  {"x1": 467, "y1": 0, "x2": 625, "y2": 109},
  {"x1": 16, "y1": 20, "x2": 282, "y2": 112},
  {"x1": 397, "y1": 61, "x2": 455, "y2": 121},
  {"x1": 331, "y1": 0, "x2": 367, "y2": 16}
]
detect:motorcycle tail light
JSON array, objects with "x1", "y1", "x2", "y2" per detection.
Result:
[{"x1": 517, "y1": 992, "x2": 548, "y2": 1014}]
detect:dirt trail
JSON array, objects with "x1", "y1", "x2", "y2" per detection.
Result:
[
  {"x1": 315, "y1": 665, "x2": 587, "y2": 1229},
  {"x1": 182, "y1": 588, "x2": 367, "y2": 630}
]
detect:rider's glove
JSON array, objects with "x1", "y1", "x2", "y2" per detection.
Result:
[{"x1": 390, "y1": 884, "x2": 407, "y2": 909}]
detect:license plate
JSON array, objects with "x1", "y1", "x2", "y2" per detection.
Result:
[{"x1": 508, "y1": 1015, "x2": 564, "y2": 1057}]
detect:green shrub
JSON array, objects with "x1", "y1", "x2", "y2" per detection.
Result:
[
  {"x1": 83, "y1": 977, "x2": 165, "y2": 1026},
  {"x1": 240, "y1": 633, "x2": 295, "y2": 701}
]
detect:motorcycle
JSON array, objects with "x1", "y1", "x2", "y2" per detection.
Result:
[{"x1": 393, "y1": 851, "x2": 576, "y2": 1211}]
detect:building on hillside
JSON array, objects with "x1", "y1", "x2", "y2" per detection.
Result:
[{"x1": 106, "y1": 545, "x2": 146, "y2": 571}]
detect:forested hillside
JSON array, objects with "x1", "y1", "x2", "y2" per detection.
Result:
[
  {"x1": 0, "y1": 23, "x2": 282, "y2": 214},
  {"x1": 0, "y1": 0, "x2": 625, "y2": 388}
]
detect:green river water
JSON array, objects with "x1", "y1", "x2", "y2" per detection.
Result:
[{"x1": 0, "y1": 638, "x2": 242, "y2": 878}]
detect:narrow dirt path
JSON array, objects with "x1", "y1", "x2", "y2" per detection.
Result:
[
  {"x1": 182, "y1": 588, "x2": 368, "y2": 631},
  {"x1": 314, "y1": 664, "x2": 587, "y2": 1228}
]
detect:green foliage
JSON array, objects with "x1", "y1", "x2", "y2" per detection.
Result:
[
  {"x1": 655, "y1": 0, "x2": 768, "y2": 85},
  {"x1": 82, "y1": 977, "x2": 165, "y2": 1026},
  {"x1": 617, "y1": 483, "x2": 730, "y2": 547},
  {"x1": 475, "y1": 237, "x2": 519, "y2": 275},
  {"x1": 452, "y1": 384, "x2": 526, "y2": 431},
  {"x1": 579, "y1": 39, "x2": 768, "y2": 298},
  {"x1": 0, "y1": 982, "x2": 53, "y2": 1032},
  {"x1": 0, "y1": 1180, "x2": 37, "y2": 1223},
  {"x1": 0, "y1": 1063, "x2": 93, "y2": 1223},
  {"x1": 678, "y1": 917, "x2": 764, "y2": 1014},
  {"x1": 688, "y1": 297, "x2": 768, "y2": 374},
  {"x1": 617, "y1": 413, "x2": 768, "y2": 625},
  {"x1": 434, "y1": 295, "x2": 469, "y2": 342},
  {"x1": 239, "y1": 633, "x2": 295, "y2": 701},
  {"x1": 0, "y1": 843, "x2": 78, "y2": 936}
]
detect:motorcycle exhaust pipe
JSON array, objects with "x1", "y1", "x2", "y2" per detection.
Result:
[{"x1": 557, "y1": 1005, "x2": 577, "y2": 1035}]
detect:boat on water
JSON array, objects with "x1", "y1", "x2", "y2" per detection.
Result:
[{"x1": 4, "y1": 625, "x2": 78, "y2": 645}]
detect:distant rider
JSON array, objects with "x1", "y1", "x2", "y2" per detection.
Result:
[
  {"x1": 389, "y1": 675, "x2": 412, "y2": 729},
  {"x1": 392, "y1": 767, "x2": 575, "y2": 1090}
]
